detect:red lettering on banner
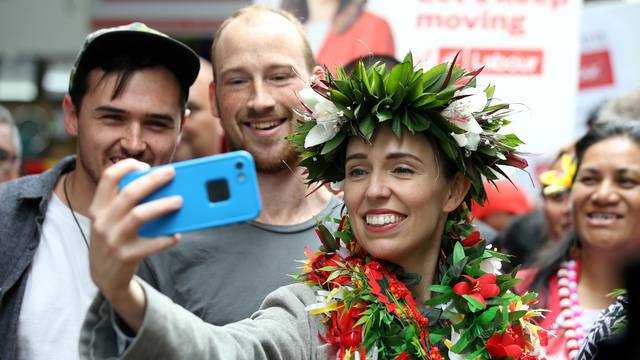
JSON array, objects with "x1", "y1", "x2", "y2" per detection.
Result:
[
  {"x1": 416, "y1": 12, "x2": 525, "y2": 36},
  {"x1": 579, "y1": 50, "x2": 614, "y2": 90},
  {"x1": 439, "y1": 48, "x2": 543, "y2": 75}
]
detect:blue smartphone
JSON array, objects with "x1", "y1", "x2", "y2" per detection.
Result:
[{"x1": 119, "y1": 151, "x2": 261, "y2": 237}]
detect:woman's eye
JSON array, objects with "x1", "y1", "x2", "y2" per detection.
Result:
[
  {"x1": 392, "y1": 166, "x2": 415, "y2": 175},
  {"x1": 619, "y1": 178, "x2": 638, "y2": 188},
  {"x1": 347, "y1": 168, "x2": 367, "y2": 178},
  {"x1": 577, "y1": 175, "x2": 597, "y2": 185}
]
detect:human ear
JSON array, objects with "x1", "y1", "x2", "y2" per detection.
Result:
[
  {"x1": 312, "y1": 66, "x2": 325, "y2": 82},
  {"x1": 209, "y1": 80, "x2": 220, "y2": 118},
  {"x1": 443, "y1": 172, "x2": 471, "y2": 212},
  {"x1": 209, "y1": 80, "x2": 220, "y2": 117},
  {"x1": 62, "y1": 95, "x2": 79, "y2": 137}
]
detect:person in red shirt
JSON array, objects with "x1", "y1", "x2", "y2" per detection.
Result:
[{"x1": 281, "y1": 0, "x2": 395, "y2": 72}]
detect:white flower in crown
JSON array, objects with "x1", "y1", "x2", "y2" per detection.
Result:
[
  {"x1": 299, "y1": 87, "x2": 345, "y2": 148},
  {"x1": 441, "y1": 87, "x2": 487, "y2": 151}
]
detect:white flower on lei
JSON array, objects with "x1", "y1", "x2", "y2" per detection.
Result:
[
  {"x1": 447, "y1": 329, "x2": 467, "y2": 360},
  {"x1": 299, "y1": 87, "x2": 344, "y2": 148},
  {"x1": 441, "y1": 87, "x2": 487, "y2": 151},
  {"x1": 480, "y1": 256, "x2": 503, "y2": 275},
  {"x1": 305, "y1": 288, "x2": 346, "y2": 315}
]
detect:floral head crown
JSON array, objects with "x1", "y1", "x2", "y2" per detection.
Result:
[{"x1": 289, "y1": 53, "x2": 528, "y2": 203}]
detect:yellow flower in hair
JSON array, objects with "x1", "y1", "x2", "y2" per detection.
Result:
[{"x1": 539, "y1": 154, "x2": 577, "y2": 196}]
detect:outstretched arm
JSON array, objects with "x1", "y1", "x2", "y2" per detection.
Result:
[{"x1": 87, "y1": 159, "x2": 182, "y2": 331}]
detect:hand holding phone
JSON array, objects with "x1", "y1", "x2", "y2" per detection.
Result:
[{"x1": 119, "y1": 151, "x2": 261, "y2": 237}]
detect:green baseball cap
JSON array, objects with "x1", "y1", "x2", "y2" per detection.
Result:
[{"x1": 69, "y1": 22, "x2": 200, "y2": 93}]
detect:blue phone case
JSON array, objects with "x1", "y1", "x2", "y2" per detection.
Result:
[{"x1": 119, "y1": 151, "x2": 261, "y2": 237}]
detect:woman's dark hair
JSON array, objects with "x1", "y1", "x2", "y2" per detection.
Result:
[
  {"x1": 575, "y1": 120, "x2": 640, "y2": 167},
  {"x1": 528, "y1": 120, "x2": 640, "y2": 304}
]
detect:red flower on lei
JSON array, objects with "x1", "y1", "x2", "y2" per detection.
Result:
[
  {"x1": 453, "y1": 273, "x2": 500, "y2": 307},
  {"x1": 322, "y1": 303, "x2": 366, "y2": 357},
  {"x1": 461, "y1": 230, "x2": 481, "y2": 247},
  {"x1": 486, "y1": 325, "x2": 540, "y2": 360}
]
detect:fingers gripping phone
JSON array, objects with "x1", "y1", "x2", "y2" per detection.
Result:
[{"x1": 119, "y1": 151, "x2": 262, "y2": 237}]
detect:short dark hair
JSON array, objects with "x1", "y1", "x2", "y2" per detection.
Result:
[{"x1": 69, "y1": 53, "x2": 188, "y2": 114}]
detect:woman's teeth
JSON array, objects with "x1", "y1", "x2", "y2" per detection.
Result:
[
  {"x1": 588, "y1": 213, "x2": 620, "y2": 220},
  {"x1": 365, "y1": 214, "x2": 405, "y2": 226}
]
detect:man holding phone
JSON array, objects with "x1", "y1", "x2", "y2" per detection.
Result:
[
  {"x1": 0, "y1": 23, "x2": 200, "y2": 360},
  {"x1": 87, "y1": 5, "x2": 342, "y2": 328}
]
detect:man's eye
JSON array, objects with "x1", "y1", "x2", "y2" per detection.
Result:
[
  {"x1": 101, "y1": 115, "x2": 124, "y2": 122},
  {"x1": 227, "y1": 78, "x2": 247, "y2": 86},
  {"x1": 147, "y1": 121, "x2": 172, "y2": 130},
  {"x1": 271, "y1": 73, "x2": 291, "y2": 82}
]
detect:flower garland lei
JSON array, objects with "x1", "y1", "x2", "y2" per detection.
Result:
[{"x1": 298, "y1": 211, "x2": 547, "y2": 360}]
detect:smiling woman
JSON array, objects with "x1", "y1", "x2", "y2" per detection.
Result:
[
  {"x1": 519, "y1": 121, "x2": 640, "y2": 360},
  {"x1": 80, "y1": 53, "x2": 546, "y2": 360}
]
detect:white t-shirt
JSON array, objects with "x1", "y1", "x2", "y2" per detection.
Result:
[{"x1": 17, "y1": 193, "x2": 96, "y2": 360}]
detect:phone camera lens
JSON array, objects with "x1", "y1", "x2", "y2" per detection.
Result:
[{"x1": 235, "y1": 161, "x2": 244, "y2": 170}]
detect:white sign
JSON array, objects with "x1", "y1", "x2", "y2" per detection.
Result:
[
  {"x1": 368, "y1": 0, "x2": 582, "y2": 158},
  {"x1": 576, "y1": 1, "x2": 640, "y2": 136}
]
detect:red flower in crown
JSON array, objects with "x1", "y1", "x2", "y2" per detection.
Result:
[
  {"x1": 453, "y1": 274, "x2": 501, "y2": 307},
  {"x1": 394, "y1": 352, "x2": 411, "y2": 360},
  {"x1": 506, "y1": 152, "x2": 528, "y2": 169}
]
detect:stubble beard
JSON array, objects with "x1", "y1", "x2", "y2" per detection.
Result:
[{"x1": 231, "y1": 138, "x2": 300, "y2": 174}]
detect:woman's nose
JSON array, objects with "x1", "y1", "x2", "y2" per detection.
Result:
[
  {"x1": 365, "y1": 172, "x2": 392, "y2": 200},
  {"x1": 591, "y1": 179, "x2": 620, "y2": 205}
]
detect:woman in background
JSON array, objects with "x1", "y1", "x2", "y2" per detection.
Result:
[
  {"x1": 520, "y1": 121, "x2": 640, "y2": 360},
  {"x1": 281, "y1": 0, "x2": 395, "y2": 71}
]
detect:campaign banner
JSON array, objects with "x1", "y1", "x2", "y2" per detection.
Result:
[
  {"x1": 367, "y1": 0, "x2": 582, "y2": 158},
  {"x1": 575, "y1": 1, "x2": 640, "y2": 136}
]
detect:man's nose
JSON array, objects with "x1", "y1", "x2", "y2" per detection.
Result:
[
  {"x1": 247, "y1": 80, "x2": 276, "y2": 114},
  {"x1": 121, "y1": 123, "x2": 146, "y2": 156}
]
